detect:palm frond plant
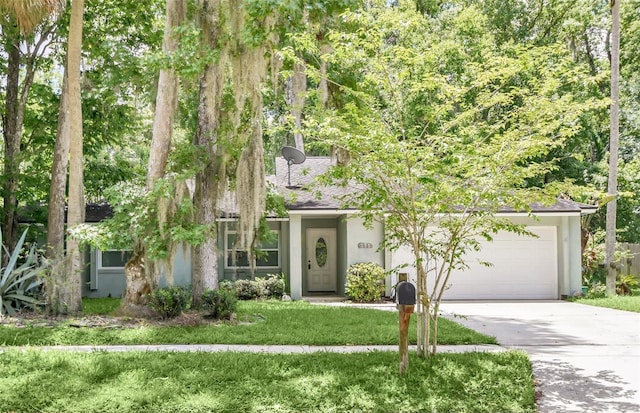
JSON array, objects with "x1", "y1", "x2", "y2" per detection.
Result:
[{"x1": 1, "y1": 228, "x2": 47, "y2": 316}]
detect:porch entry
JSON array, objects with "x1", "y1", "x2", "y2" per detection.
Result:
[{"x1": 306, "y1": 228, "x2": 337, "y2": 292}]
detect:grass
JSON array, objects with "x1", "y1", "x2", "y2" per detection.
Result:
[
  {"x1": 82, "y1": 297, "x2": 121, "y2": 315},
  {"x1": 573, "y1": 294, "x2": 640, "y2": 313},
  {"x1": 0, "y1": 300, "x2": 496, "y2": 346},
  {"x1": 0, "y1": 349, "x2": 535, "y2": 413}
]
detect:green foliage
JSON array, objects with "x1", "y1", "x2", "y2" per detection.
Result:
[
  {"x1": 69, "y1": 175, "x2": 210, "y2": 259},
  {"x1": 259, "y1": 273, "x2": 286, "y2": 299},
  {"x1": 233, "y1": 279, "x2": 263, "y2": 300},
  {"x1": 265, "y1": 183, "x2": 288, "y2": 217},
  {"x1": 580, "y1": 158, "x2": 640, "y2": 243},
  {"x1": 584, "y1": 283, "x2": 607, "y2": 299},
  {"x1": 201, "y1": 288, "x2": 238, "y2": 320},
  {"x1": 616, "y1": 159, "x2": 640, "y2": 242},
  {"x1": 303, "y1": 3, "x2": 606, "y2": 356},
  {"x1": 582, "y1": 230, "x2": 636, "y2": 289},
  {"x1": 345, "y1": 262, "x2": 386, "y2": 303},
  {"x1": 0, "y1": 228, "x2": 46, "y2": 316},
  {"x1": 617, "y1": 274, "x2": 640, "y2": 296},
  {"x1": 222, "y1": 274, "x2": 286, "y2": 300},
  {"x1": 0, "y1": 0, "x2": 163, "y2": 231},
  {"x1": 147, "y1": 286, "x2": 191, "y2": 319},
  {"x1": 582, "y1": 230, "x2": 606, "y2": 286}
]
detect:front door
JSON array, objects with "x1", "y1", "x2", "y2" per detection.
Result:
[{"x1": 306, "y1": 228, "x2": 337, "y2": 292}]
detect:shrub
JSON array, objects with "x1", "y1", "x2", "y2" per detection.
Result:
[
  {"x1": 345, "y1": 262, "x2": 386, "y2": 302},
  {"x1": 617, "y1": 274, "x2": 640, "y2": 296},
  {"x1": 201, "y1": 288, "x2": 237, "y2": 320},
  {"x1": 259, "y1": 273, "x2": 285, "y2": 299},
  {"x1": 219, "y1": 280, "x2": 234, "y2": 293},
  {"x1": 223, "y1": 274, "x2": 286, "y2": 300},
  {"x1": 148, "y1": 286, "x2": 190, "y2": 319},
  {"x1": 1, "y1": 228, "x2": 46, "y2": 316},
  {"x1": 234, "y1": 279, "x2": 261, "y2": 300},
  {"x1": 585, "y1": 283, "x2": 607, "y2": 299}
]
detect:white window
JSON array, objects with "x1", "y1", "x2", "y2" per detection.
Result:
[
  {"x1": 97, "y1": 250, "x2": 132, "y2": 270},
  {"x1": 225, "y1": 231, "x2": 280, "y2": 269}
]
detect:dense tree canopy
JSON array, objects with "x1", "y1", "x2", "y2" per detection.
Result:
[
  {"x1": 0, "y1": 0, "x2": 637, "y2": 313},
  {"x1": 309, "y1": 1, "x2": 606, "y2": 356}
]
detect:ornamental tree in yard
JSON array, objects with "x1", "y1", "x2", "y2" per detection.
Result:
[{"x1": 317, "y1": 3, "x2": 605, "y2": 358}]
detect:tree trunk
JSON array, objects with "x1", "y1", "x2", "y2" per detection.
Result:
[
  {"x1": 192, "y1": 0, "x2": 223, "y2": 307},
  {"x1": 120, "y1": 0, "x2": 185, "y2": 313},
  {"x1": 146, "y1": 0, "x2": 186, "y2": 188},
  {"x1": 64, "y1": 0, "x2": 85, "y2": 314},
  {"x1": 2, "y1": 29, "x2": 22, "y2": 258},
  {"x1": 605, "y1": 0, "x2": 620, "y2": 296},
  {"x1": 45, "y1": 68, "x2": 71, "y2": 313},
  {"x1": 291, "y1": 60, "x2": 306, "y2": 152},
  {"x1": 318, "y1": 43, "x2": 332, "y2": 108},
  {"x1": 46, "y1": 71, "x2": 70, "y2": 260},
  {"x1": 119, "y1": 245, "x2": 155, "y2": 317}
]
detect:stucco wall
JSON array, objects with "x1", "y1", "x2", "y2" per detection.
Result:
[
  {"x1": 83, "y1": 245, "x2": 192, "y2": 298},
  {"x1": 345, "y1": 217, "x2": 385, "y2": 268}
]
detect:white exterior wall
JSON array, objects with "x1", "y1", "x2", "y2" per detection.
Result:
[
  {"x1": 289, "y1": 214, "x2": 303, "y2": 299},
  {"x1": 345, "y1": 217, "x2": 385, "y2": 267}
]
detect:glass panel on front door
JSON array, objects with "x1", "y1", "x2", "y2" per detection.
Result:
[{"x1": 315, "y1": 237, "x2": 327, "y2": 268}]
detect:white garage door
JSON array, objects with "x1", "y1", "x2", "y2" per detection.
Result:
[{"x1": 389, "y1": 226, "x2": 558, "y2": 300}]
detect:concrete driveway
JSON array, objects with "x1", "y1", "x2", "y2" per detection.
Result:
[{"x1": 439, "y1": 300, "x2": 640, "y2": 413}]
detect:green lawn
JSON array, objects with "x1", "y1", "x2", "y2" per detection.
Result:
[
  {"x1": 0, "y1": 350, "x2": 535, "y2": 413},
  {"x1": 573, "y1": 295, "x2": 640, "y2": 313},
  {"x1": 82, "y1": 297, "x2": 122, "y2": 315},
  {"x1": 1, "y1": 300, "x2": 496, "y2": 346}
]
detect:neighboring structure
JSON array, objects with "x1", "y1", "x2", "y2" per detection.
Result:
[{"x1": 81, "y1": 155, "x2": 596, "y2": 300}]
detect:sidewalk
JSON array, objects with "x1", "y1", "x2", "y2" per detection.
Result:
[{"x1": 2, "y1": 343, "x2": 504, "y2": 354}]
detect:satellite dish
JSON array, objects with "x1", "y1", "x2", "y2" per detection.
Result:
[
  {"x1": 281, "y1": 146, "x2": 306, "y2": 187},
  {"x1": 282, "y1": 146, "x2": 306, "y2": 164}
]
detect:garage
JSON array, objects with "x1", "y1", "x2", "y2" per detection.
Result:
[{"x1": 388, "y1": 226, "x2": 559, "y2": 300}]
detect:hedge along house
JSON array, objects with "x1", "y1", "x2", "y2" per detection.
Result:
[{"x1": 80, "y1": 153, "x2": 596, "y2": 300}]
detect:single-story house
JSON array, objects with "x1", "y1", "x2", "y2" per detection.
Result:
[{"x1": 82, "y1": 154, "x2": 596, "y2": 300}]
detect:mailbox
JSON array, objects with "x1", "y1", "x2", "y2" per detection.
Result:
[{"x1": 396, "y1": 281, "x2": 416, "y2": 305}]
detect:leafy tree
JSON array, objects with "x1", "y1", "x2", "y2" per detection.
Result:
[
  {"x1": 119, "y1": 0, "x2": 186, "y2": 316},
  {"x1": 190, "y1": 0, "x2": 276, "y2": 305},
  {"x1": 0, "y1": 0, "x2": 63, "y2": 256},
  {"x1": 45, "y1": 1, "x2": 162, "y2": 315},
  {"x1": 318, "y1": 2, "x2": 604, "y2": 359}
]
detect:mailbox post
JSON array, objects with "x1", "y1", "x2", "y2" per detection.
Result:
[{"x1": 396, "y1": 276, "x2": 416, "y2": 374}]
